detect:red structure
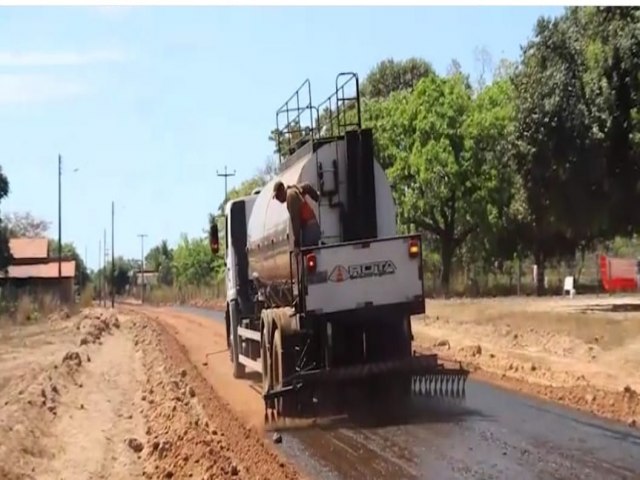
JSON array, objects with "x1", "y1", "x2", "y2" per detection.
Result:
[
  {"x1": 598, "y1": 254, "x2": 639, "y2": 292},
  {"x1": 0, "y1": 238, "x2": 76, "y2": 302}
]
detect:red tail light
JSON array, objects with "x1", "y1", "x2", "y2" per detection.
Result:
[
  {"x1": 408, "y1": 238, "x2": 420, "y2": 258},
  {"x1": 305, "y1": 253, "x2": 317, "y2": 273}
]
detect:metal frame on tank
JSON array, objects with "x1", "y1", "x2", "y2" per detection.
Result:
[
  {"x1": 274, "y1": 72, "x2": 363, "y2": 168},
  {"x1": 275, "y1": 73, "x2": 364, "y2": 316}
]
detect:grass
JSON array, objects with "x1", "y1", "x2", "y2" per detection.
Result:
[
  {"x1": 0, "y1": 284, "x2": 96, "y2": 325},
  {"x1": 78, "y1": 285, "x2": 94, "y2": 308},
  {"x1": 145, "y1": 283, "x2": 225, "y2": 307},
  {"x1": 1, "y1": 293, "x2": 61, "y2": 325}
]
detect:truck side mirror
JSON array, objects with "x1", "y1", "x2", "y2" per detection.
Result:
[{"x1": 209, "y1": 222, "x2": 220, "y2": 255}]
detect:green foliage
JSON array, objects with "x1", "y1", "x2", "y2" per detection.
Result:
[
  {"x1": 368, "y1": 72, "x2": 516, "y2": 291},
  {"x1": 172, "y1": 234, "x2": 223, "y2": 287},
  {"x1": 145, "y1": 239, "x2": 174, "y2": 286},
  {"x1": 93, "y1": 256, "x2": 137, "y2": 295},
  {"x1": 510, "y1": 6, "x2": 640, "y2": 293},
  {"x1": 361, "y1": 57, "x2": 435, "y2": 99},
  {"x1": 48, "y1": 240, "x2": 90, "y2": 288}
]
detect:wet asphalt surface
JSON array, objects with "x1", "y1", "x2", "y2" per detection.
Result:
[{"x1": 175, "y1": 306, "x2": 640, "y2": 480}]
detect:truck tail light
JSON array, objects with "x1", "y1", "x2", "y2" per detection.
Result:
[
  {"x1": 408, "y1": 238, "x2": 420, "y2": 258},
  {"x1": 306, "y1": 253, "x2": 317, "y2": 273}
]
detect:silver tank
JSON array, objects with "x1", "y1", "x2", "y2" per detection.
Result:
[{"x1": 245, "y1": 139, "x2": 398, "y2": 285}]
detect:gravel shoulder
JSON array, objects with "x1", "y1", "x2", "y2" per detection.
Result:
[{"x1": 411, "y1": 294, "x2": 640, "y2": 427}]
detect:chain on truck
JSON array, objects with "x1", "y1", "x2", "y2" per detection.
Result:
[{"x1": 209, "y1": 72, "x2": 469, "y2": 422}]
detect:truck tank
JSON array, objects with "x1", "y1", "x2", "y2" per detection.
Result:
[{"x1": 245, "y1": 137, "x2": 398, "y2": 288}]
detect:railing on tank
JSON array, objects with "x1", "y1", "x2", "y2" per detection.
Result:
[{"x1": 274, "y1": 72, "x2": 363, "y2": 167}]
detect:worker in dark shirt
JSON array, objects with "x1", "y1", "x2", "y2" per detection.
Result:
[{"x1": 273, "y1": 180, "x2": 321, "y2": 248}]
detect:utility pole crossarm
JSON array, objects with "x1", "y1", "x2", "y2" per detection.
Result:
[{"x1": 216, "y1": 165, "x2": 236, "y2": 205}]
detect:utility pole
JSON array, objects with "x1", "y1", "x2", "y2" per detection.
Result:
[
  {"x1": 137, "y1": 233, "x2": 147, "y2": 303},
  {"x1": 58, "y1": 154, "x2": 62, "y2": 279},
  {"x1": 98, "y1": 238, "x2": 102, "y2": 306},
  {"x1": 111, "y1": 201, "x2": 115, "y2": 308},
  {"x1": 103, "y1": 229, "x2": 107, "y2": 307},
  {"x1": 216, "y1": 165, "x2": 236, "y2": 203}
]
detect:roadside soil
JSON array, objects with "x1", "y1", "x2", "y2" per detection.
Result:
[
  {"x1": 411, "y1": 294, "x2": 640, "y2": 427},
  {"x1": 0, "y1": 306, "x2": 303, "y2": 480}
]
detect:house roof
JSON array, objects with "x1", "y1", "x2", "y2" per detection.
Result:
[
  {"x1": 9, "y1": 237, "x2": 49, "y2": 260},
  {"x1": 1, "y1": 260, "x2": 76, "y2": 279}
]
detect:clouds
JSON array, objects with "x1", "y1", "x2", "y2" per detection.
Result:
[
  {"x1": 0, "y1": 73, "x2": 89, "y2": 105},
  {"x1": 0, "y1": 50, "x2": 127, "y2": 68},
  {"x1": 0, "y1": 49, "x2": 127, "y2": 105},
  {"x1": 93, "y1": 6, "x2": 135, "y2": 20}
]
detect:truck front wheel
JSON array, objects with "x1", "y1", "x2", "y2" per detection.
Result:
[{"x1": 229, "y1": 301, "x2": 245, "y2": 379}]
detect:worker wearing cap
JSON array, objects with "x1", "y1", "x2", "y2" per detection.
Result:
[{"x1": 273, "y1": 180, "x2": 321, "y2": 249}]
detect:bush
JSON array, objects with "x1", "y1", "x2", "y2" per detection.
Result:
[
  {"x1": 146, "y1": 283, "x2": 225, "y2": 307},
  {"x1": 78, "y1": 285, "x2": 94, "y2": 308},
  {"x1": 12, "y1": 294, "x2": 59, "y2": 323}
]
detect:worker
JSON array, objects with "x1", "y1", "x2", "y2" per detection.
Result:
[{"x1": 273, "y1": 180, "x2": 321, "y2": 249}]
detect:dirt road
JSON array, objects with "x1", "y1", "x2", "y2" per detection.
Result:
[
  {"x1": 0, "y1": 307, "x2": 302, "y2": 480},
  {"x1": 135, "y1": 304, "x2": 640, "y2": 480}
]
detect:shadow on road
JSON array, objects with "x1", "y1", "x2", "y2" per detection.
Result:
[
  {"x1": 268, "y1": 395, "x2": 489, "y2": 433},
  {"x1": 578, "y1": 303, "x2": 640, "y2": 314}
]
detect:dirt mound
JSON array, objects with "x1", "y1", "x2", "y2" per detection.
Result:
[
  {"x1": 0, "y1": 341, "x2": 89, "y2": 477},
  {"x1": 130, "y1": 315, "x2": 301, "y2": 480},
  {"x1": 47, "y1": 307, "x2": 71, "y2": 323},
  {"x1": 76, "y1": 309, "x2": 121, "y2": 346},
  {"x1": 413, "y1": 296, "x2": 640, "y2": 426}
]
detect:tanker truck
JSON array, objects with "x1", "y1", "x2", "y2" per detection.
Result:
[{"x1": 209, "y1": 73, "x2": 468, "y2": 420}]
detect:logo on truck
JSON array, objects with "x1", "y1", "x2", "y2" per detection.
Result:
[{"x1": 328, "y1": 260, "x2": 396, "y2": 282}]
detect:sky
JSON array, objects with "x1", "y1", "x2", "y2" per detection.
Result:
[{"x1": 0, "y1": 5, "x2": 564, "y2": 270}]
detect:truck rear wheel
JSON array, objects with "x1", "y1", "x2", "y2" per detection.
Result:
[
  {"x1": 271, "y1": 330, "x2": 295, "y2": 417},
  {"x1": 261, "y1": 324, "x2": 272, "y2": 407}
]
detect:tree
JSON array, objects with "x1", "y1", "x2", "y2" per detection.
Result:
[
  {"x1": 373, "y1": 73, "x2": 513, "y2": 292},
  {"x1": 3, "y1": 211, "x2": 50, "y2": 238},
  {"x1": 269, "y1": 119, "x2": 309, "y2": 158},
  {"x1": 361, "y1": 57, "x2": 435, "y2": 99},
  {"x1": 0, "y1": 166, "x2": 11, "y2": 272},
  {"x1": 48, "y1": 240, "x2": 90, "y2": 288},
  {"x1": 460, "y1": 77, "x2": 519, "y2": 269},
  {"x1": 95, "y1": 256, "x2": 136, "y2": 295},
  {"x1": 473, "y1": 46, "x2": 494, "y2": 90},
  {"x1": 510, "y1": 10, "x2": 632, "y2": 294},
  {"x1": 580, "y1": 7, "x2": 640, "y2": 237},
  {"x1": 145, "y1": 240, "x2": 174, "y2": 286},
  {"x1": 172, "y1": 234, "x2": 222, "y2": 287}
]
